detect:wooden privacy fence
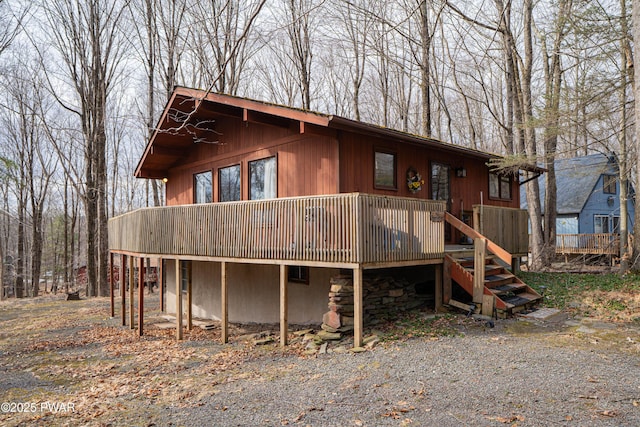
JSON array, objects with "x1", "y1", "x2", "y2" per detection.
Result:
[
  {"x1": 556, "y1": 233, "x2": 620, "y2": 256},
  {"x1": 473, "y1": 205, "x2": 529, "y2": 255},
  {"x1": 108, "y1": 193, "x2": 446, "y2": 265}
]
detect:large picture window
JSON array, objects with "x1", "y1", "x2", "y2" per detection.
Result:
[
  {"x1": 489, "y1": 172, "x2": 511, "y2": 200},
  {"x1": 219, "y1": 164, "x2": 241, "y2": 202},
  {"x1": 431, "y1": 163, "x2": 450, "y2": 201},
  {"x1": 249, "y1": 156, "x2": 277, "y2": 200},
  {"x1": 374, "y1": 150, "x2": 396, "y2": 189},
  {"x1": 194, "y1": 171, "x2": 212, "y2": 203}
]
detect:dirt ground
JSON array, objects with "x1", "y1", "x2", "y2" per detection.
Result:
[{"x1": 0, "y1": 293, "x2": 639, "y2": 426}]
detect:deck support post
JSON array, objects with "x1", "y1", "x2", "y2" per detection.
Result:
[
  {"x1": 443, "y1": 257, "x2": 452, "y2": 305},
  {"x1": 121, "y1": 254, "x2": 126, "y2": 326},
  {"x1": 434, "y1": 264, "x2": 443, "y2": 312},
  {"x1": 138, "y1": 257, "x2": 144, "y2": 336},
  {"x1": 187, "y1": 261, "x2": 192, "y2": 331},
  {"x1": 353, "y1": 266, "x2": 363, "y2": 348},
  {"x1": 473, "y1": 238, "x2": 487, "y2": 304},
  {"x1": 511, "y1": 256, "x2": 520, "y2": 273},
  {"x1": 221, "y1": 262, "x2": 228, "y2": 343},
  {"x1": 129, "y1": 256, "x2": 135, "y2": 329},
  {"x1": 109, "y1": 252, "x2": 114, "y2": 318},
  {"x1": 158, "y1": 258, "x2": 164, "y2": 312},
  {"x1": 175, "y1": 259, "x2": 183, "y2": 340},
  {"x1": 280, "y1": 264, "x2": 288, "y2": 347}
]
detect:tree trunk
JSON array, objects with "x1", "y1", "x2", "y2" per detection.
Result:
[
  {"x1": 632, "y1": 0, "x2": 640, "y2": 271},
  {"x1": 420, "y1": 0, "x2": 431, "y2": 136},
  {"x1": 30, "y1": 207, "x2": 43, "y2": 297},
  {"x1": 15, "y1": 199, "x2": 25, "y2": 298},
  {"x1": 618, "y1": 0, "x2": 631, "y2": 275}
]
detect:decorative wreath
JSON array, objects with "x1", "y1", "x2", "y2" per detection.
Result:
[{"x1": 406, "y1": 166, "x2": 424, "y2": 193}]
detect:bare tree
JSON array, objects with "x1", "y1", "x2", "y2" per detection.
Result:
[
  {"x1": 615, "y1": 0, "x2": 631, "y2": 274},
  {"x1": 536, "y1": 0, "x2": 572, "y2": 267},
  {"x1": 42, "y1": 0, "x2": 129, "y2": 297},
  {"x1": 330, "y1": 0, "x2": 375, "y2": 121},
  {"x1": 0, "y1": 0, "x2": 25, "y2": 58},
  {"x1": 283, "y1": 0, "x2": 315, "y2": 109},
  {"x1": 632, "y1": 0, "x2": 640, "y2": 271}
]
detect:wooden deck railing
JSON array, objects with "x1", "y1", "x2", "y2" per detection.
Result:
[
  {"x1": 473, "y1": 205, "x2": 529, "y2": 255},
  {"x1": 108, "y1": 193, "x2": 446, "y2": 265},
  {"x1": 556, "y1": 233, "x2": 620, "y2": 256}
]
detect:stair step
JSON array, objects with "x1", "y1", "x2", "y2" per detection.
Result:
[
  {"x1": 501, "y1": 292, "x2": 542, "y2": 309},
  {"x1": 465, "y1": 264, "x2": 504, "y2": 276},
  {"x1": 454, "y1": 255, "x2": 496, "y2": 267},
  {"x1": 484, "y1": 274, "x2": 516, "y2": 286},
  {"x1": 487, "y1": 282, "x2": 527, "y2": 295}
]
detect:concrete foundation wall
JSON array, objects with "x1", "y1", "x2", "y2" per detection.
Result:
[{"x1": 164, "y1": 260, "x2": 337, "y2": 324}]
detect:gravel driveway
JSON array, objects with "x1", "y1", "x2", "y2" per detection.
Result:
[
  {"x1": 1, "y1": 295, "x2": 638, "y2": 427},
  {"x1": 160, "y1": 327, "x2": 640, "y2": 427}
]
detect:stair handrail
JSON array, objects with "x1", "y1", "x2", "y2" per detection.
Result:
[{"x1": 444, "y1": 212, "x2": 513, "y2": 267}]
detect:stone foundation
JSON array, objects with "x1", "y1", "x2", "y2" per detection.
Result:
[{"x1": 320, "y1": 273, "x2": 431, "y2": 339}]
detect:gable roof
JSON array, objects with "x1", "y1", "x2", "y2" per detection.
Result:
[
  {"x1": 520, "y1": 153, "x2": 616, "y2": 214},
  {"x1": 135, "y1": 86, "x2": 506, "y2": 179}
]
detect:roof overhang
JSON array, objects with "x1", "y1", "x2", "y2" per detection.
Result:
[
  {"x1": 136, "y1": 86, "x2": 538, "y2": 179},
  {"x1": 135, "y1": 87, "x2": 331, "y2": 179}
]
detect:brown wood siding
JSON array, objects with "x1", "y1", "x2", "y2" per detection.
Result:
[
  {"x1": 338, "y1": 131, "x2": 520, "y2": 242},
  {"x1": 165, "y1": 118, "x2": 339, "y2": 205}
]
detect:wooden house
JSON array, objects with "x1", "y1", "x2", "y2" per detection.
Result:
[
  {"x1": 108, "y1": 87, "x2": 540, "y2": 347},
  {"x1": 521, "y1": 153, "x2": 635, "y2": 258}
]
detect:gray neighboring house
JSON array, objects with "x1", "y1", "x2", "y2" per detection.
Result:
[{"x1": 520, "y1": 153, "x2": 635, "y2": 235}]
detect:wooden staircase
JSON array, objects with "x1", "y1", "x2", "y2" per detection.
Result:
[
  {"x1": 446, "y1": 254, "x2": 541, "y2": 315},
  {"x1": 444, "y1": 213, "x2": 542, "y2": 317}
]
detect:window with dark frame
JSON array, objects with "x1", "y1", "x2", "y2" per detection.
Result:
[
  {"x1": 374, "y1": 150, "x2": 396, "y2": 189},
  {"x1": 431, "y1": 162, "x2": 450, "y2": 201},
  {"x1": 180, "y1": 260, "x2": 189, "y2": 293},
  {"x1": 194, "y1": 170, "x2": 213, "y2": 203},
  {"x1": 489, "y1": 172, "x2": 511, "y2": 200},
  {"x1": 249, "y1": 156, "x2": 277, "y2": 200},
  {"x1": 594, "y1": 215, "x2": 619, "y2": 233},
  {"x1": 219, "y1": 164, "x2": 241, "y2": 202},
  {"x1": 287, "y1": 266, "x2": 309, "y2": 284},
  {"x1": 603, "y1": 175, "x2": 616, "y2": 194}
]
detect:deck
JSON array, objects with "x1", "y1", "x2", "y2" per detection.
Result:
[
  {"x1": 556, "y1": 233, "x2": 620, "y2": 256},
  {"x1": 109, "y1": 193, "x2": 447, "y2": 269},
  {"x1": 108, "y1": 193, "x2": 528, "y2": 348}
]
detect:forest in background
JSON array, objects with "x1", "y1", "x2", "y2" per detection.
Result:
[{"x1": 0, "y1": 0, "x2": 638, "y2": 298}]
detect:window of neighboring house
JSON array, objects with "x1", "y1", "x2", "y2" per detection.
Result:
[
  {"x1": 431, "y1": 162, "x2": 450, "y2": 201},
  {"x1": 603, "y1": 175, "x2": 616, "y2": 194},
  {"x1": 594, "y1": 215, "x2": 620, "y2": 233},
  {"x1": 249, "y1": 156, "x2": 277, "y2": 200},
  {"x1": 374, "y1": 150, "x2": 396, "y2": 189},
  {"x1": 287, "y1": 266, "x2": 309, "y2": 284},
  {"x1": 489, "y1": 172, "x2": 512, "y2": 200},
  {"x1": 194, "y1": 170, "x2": 212, "y2": 203},
  {"x1": 219, "y1": 164, "x2": 241, "y2": 202}
]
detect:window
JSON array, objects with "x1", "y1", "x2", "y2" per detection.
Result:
[
  {"x1": 219, "y1": 164, "x2": 241, "y2": 202},
  {"x1": 194, "y1": 171, "x2": 212, "y2": 203},
  {"x1": 489, "y1": 172, "x2": 512, "y2": 200},
  {"x1": 603, "y1": 175, "x2": 616, "y2": 194},
  {"x1": 180, "y1": 260, "x2": 189, "y2": 293},
  {"x1": 374, "y1": 150, "x2": 396, "y2": 189},
  {"x1": 594, "y1": 215, "x2": 619, "y2": 233},
  {"x1": 431, "y1": 163, "x2": 450, "y2": 201},
  {"x1": 288, "y1": 266, "x2": 309, "y2": 284},
  {"x1": 249, "y1": 156, "x2": 277, "y2": 200}
]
